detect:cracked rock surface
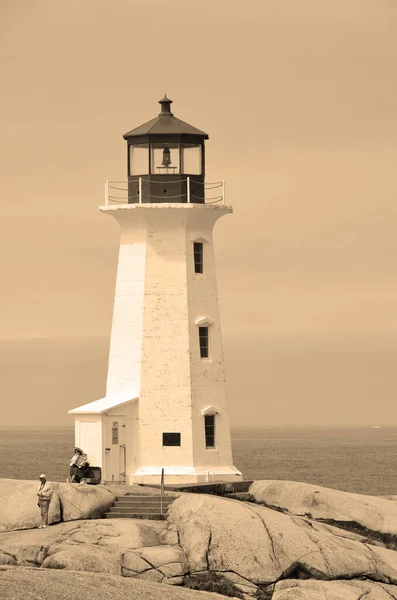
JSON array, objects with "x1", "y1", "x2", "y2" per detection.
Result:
[
  {"x1": 0, "y1": 519, "x2": 187, "y2": 584},
  {"x1": 250, "y1": 480, "x2": 397, "y2": 536},
  {"x1": 168, "y1": 493, "x2": 397, "y2": 590},
  {"x1": 271, "y1": 579, "x2": 397, "y2": 599},
  {"x1": 0, "y1": 567, "x2": 228, "y2": 600},
  {"x1": 1, "y1": 480, "x2": 397, "y2": 599}
]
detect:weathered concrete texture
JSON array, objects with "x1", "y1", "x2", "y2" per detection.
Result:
[
  {"x1": 0, "y1": 567, "x2": 229, "y2": 600},
  {"x1": 0, "y1": 479, "x2": 61, "y2": 532},
  {"x1": 168, "y1": 493, "x2": 397, "y2": 587},
  {"x1": 250, "y1": 480, "x2": 397, "y2": 536},
  {"x1": 271, "y1": 579, "x2": 397, "y2": 600},
  {"x1": 53, "y1": 482, "x2": 116, "y2": 521}
]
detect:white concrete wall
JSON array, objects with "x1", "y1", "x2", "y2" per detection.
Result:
[
  {"x1": 105, "y1": 210, "x2": 147, "y2": 401},
  {"x1": 185, "y1": 209, "x2": 236, "y2": 471},
  {"x1": 100, "y1": 204, "x2": 242, "y2": 483},
  {"x1": 138, "y1": 208, "x2": 193, "y2": 469}
]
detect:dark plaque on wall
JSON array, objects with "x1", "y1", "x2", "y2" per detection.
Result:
[{"x1": 162, "y1": 432, "x2": 181, "y2": 446}]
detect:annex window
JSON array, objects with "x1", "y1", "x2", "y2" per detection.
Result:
[
  {"x1": 205, "y1": 414, "x2": 215, "y2": 448},
  {"x1": 162, "y1": 432, "x2": 181, "y2": 447},
  {"x1": 199, "y1": 326, "x2": 209, "y2": 358},
  {"x1": 193, "y1": 242, "x2": 203, "y2": 274}
]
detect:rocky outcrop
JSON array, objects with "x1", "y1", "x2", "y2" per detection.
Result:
[
  {"x1": 1, "y1": 479, "x2": 397, "y2": 599},
  {"x1": 271, "y1": 579, "x2": 397, "y2": 599},
  {"x1": 0, "y1": 567, "x2": 228, "y2": 600},
  {"x1": 167, "y1": 493, "x2": 397, "y2": 595},
  {"x1": 53, "y1": 482, "x2": 116, "y2": 521},
  {"x1": 0, "y1": 479, "x2": 61, "y2": 532},
  {"x1": 0, "y1": 519, "x2": 187, "y2": 584},
  {"x1": 249, "y1": 480, "x2": 397, "y2": 537}
]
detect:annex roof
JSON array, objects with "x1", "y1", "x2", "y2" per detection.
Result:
[{"x1": 68, "y1": 396, "x2": 138, "y2": 415}]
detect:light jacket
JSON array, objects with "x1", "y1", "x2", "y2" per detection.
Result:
[
  {"x1": 37, "y1": 481, "x2": 53, "y2": 501},
  {"x1": 70, "y1": 453, "x2": 88, "y2": 468}
]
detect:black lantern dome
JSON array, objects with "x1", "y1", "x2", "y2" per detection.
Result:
[{"x1": 123, "y1": 96, "x2": 208, "y2": 204}]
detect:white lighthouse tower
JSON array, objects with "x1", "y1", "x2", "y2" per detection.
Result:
[{"x1": 69, "y1": 97, "x2": 242, "y2": 485}]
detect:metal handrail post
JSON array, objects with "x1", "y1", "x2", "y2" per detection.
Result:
[
  {"x1": 105, "y1": 180, "x2": 109, "y2": 206},
  {"x1": 139, "y1": 177, "x2": 142, "y2": 204},
  {"x1": 187, "y1": 177, "x2": 191, "y2": 203},
  {"x1": 160, "y1": 468, "x2": 164, "y2": 514}
]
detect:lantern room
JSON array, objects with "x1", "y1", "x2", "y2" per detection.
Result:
[{"x1": 123, "y1": 96, "x2": 208, "y2": 204}]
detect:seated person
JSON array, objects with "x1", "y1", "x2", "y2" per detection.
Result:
[{"x1": 69, "y1": 447, "x2": 89, "y2": 483}]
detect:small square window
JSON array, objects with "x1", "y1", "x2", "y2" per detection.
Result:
[
  {"x1": 199, "y1": 326, "x2": 209, "y2": 358},
  {"x1": 205, "y1": 414, "x2": 215, "y2": 448},
  {"x1": 162, "y1": 432, "x2": 181, "y2": 446},
  {"x1": 194, "y1": 242, "x2": 203, "y2": 274}
]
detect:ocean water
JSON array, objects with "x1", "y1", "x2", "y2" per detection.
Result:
[{"x1": 0, "y1": 426, "x2": 396, "y2": 496}]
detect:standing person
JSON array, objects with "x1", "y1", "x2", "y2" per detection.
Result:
[
  {"x1": 69, "y1": 447, "x2": 89, "y2": 483},
  {"x1": 37, "y1": 474, "x2": 53, "y2": 529}
]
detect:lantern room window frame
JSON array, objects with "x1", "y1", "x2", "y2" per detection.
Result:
[{"x1": 127, "y1": 138, "x2": 205, "y2": 178}]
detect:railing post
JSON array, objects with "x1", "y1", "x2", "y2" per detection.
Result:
[
  {"x1": 187, "y1": 176, "x2": 191, "y2": 203},
  {"x1": 160, "y1": 468, "x2": 164, "y2": 514},
  {"x1": 139, "y1": 177, "x2": 142, "y2": 204},
  {"x1": 105, "y1": 180, "x2": 109, "y2": 206},
  {"x1": 222, "y1": 180, "x2": 225, "y2": 205}
]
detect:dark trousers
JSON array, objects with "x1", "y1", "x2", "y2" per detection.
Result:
[{"x1": 70, "y1": 464, "x2": 88, "y2": 482}]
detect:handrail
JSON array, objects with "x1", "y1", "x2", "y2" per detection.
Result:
[
  {"x1": 103, "y1": 177, "x2": 226, "y2": 207},
  {"x1": 160, "y1": 467, "x2": 164, "y2": 514}
]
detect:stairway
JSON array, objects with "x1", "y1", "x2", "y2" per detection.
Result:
[{"x1": 105, "y1": 494, "x2": 176, "y2": 520}]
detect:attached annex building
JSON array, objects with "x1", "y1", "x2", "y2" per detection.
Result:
[{"x1": 69, "y1": 97, "x2": 242, "y2": 485}]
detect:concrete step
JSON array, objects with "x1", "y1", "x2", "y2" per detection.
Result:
[
  {"x1": 105, "y1": 512, "x2": 164, "y2": 520},
  {"x1": 109, "y1": 505, "x2": 170, "y2": 513},
  {"x1": 104, "y1": 494, "x2": 176, "y2": 520},
  {"x1": 113, "y1": 503, "x2": 172, "y2": 510},
  {"x1": 116, "y1": 495, "x2": 175, "y2": 502},
  {"x1": 116, "y1": 496, "x2": 175, "y2": 504}
]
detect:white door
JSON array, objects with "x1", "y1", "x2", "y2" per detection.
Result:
[{"x1": 104, "y1": 416, "x2": 126, "y2": 483}]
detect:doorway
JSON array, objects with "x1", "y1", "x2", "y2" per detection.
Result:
[{"x1": 104, "y1": 416, "x2": 126, "y2": 483}]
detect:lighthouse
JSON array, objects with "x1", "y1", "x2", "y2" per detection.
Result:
[{"x1": 69, "y1": 97, "x2": 242, "y2": 485}]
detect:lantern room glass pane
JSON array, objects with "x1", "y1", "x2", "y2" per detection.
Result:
[
  {"x1": 150, "y1": 143, "x2": 180, "y2": 174},
  {"x1": 182, "y1": 144, "x2": 202, "y2": 175},
  {"x1": 129, "y1": 144, "x2": 149, "y2": 175}
]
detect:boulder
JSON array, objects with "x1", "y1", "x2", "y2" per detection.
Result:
[
  {"x1": 168, "y1": 493, "x2": 397, "y2": 586},
  {"x1": 42, "y1": 543, "x2": 122, "y2": 574},
  {"x1": 271, "y1": 579, "x2": 397, "y2": 599},
  {"x1": 0, "y1": 522, "x2": 81, "y2": 566},
  {"x1": 42, "y1": 520, "x2": 173, "y2": 575},
  {"x1": 0, "y1": 567, "x2": 229, "y2": 600},
  {"x1": 53, "y1": 482, "x2": 115, "y2": 520},
  {"x1": 249, "y1": 480, "x2": 397, "y2": 536},
  {"x1": 0, "y1": 479, "x2": 61, "y2": 532}
]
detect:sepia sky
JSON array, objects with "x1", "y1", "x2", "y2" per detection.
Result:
[{"x1": 0, "y1": 0, "x2": 396, "y2": 426}]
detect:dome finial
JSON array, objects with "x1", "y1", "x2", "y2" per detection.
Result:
[{"x1": 159, "y1": 95, "x2": 173, "y2": 117}]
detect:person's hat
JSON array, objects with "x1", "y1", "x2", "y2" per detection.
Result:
[{"x1": 39, "y1": 474, "x2": 46, "y2": 479}]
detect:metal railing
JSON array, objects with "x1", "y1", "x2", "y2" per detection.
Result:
[
  {"x1": 160, "y1": 467, "x2": 164, "y2": 515},
  {"x1": 104, "y1": 177, "x2": 225, "y2": 207}
]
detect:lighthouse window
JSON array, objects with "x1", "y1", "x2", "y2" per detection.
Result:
[
  {"x1": 199, "y1": 326, "x2": 209, "y2": 358},
  {"x1": 163, "y1": 432, "x2": 181, "y2": 447},
  {"x1": 182, "y1": 144, "x2": 202, "y2": 175},
  {"x1": 151, "y1": 143, "x2": 180, "y2": 174},
  {"x1": 129, "y1": 144, "x2": 149, "y2": 176},
  {"x1": 205, "y1": 415, "x2": 215, "y2": 448},
  {"x1": 194, "y1": 242, "x2": 203, "y2": 274}
]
